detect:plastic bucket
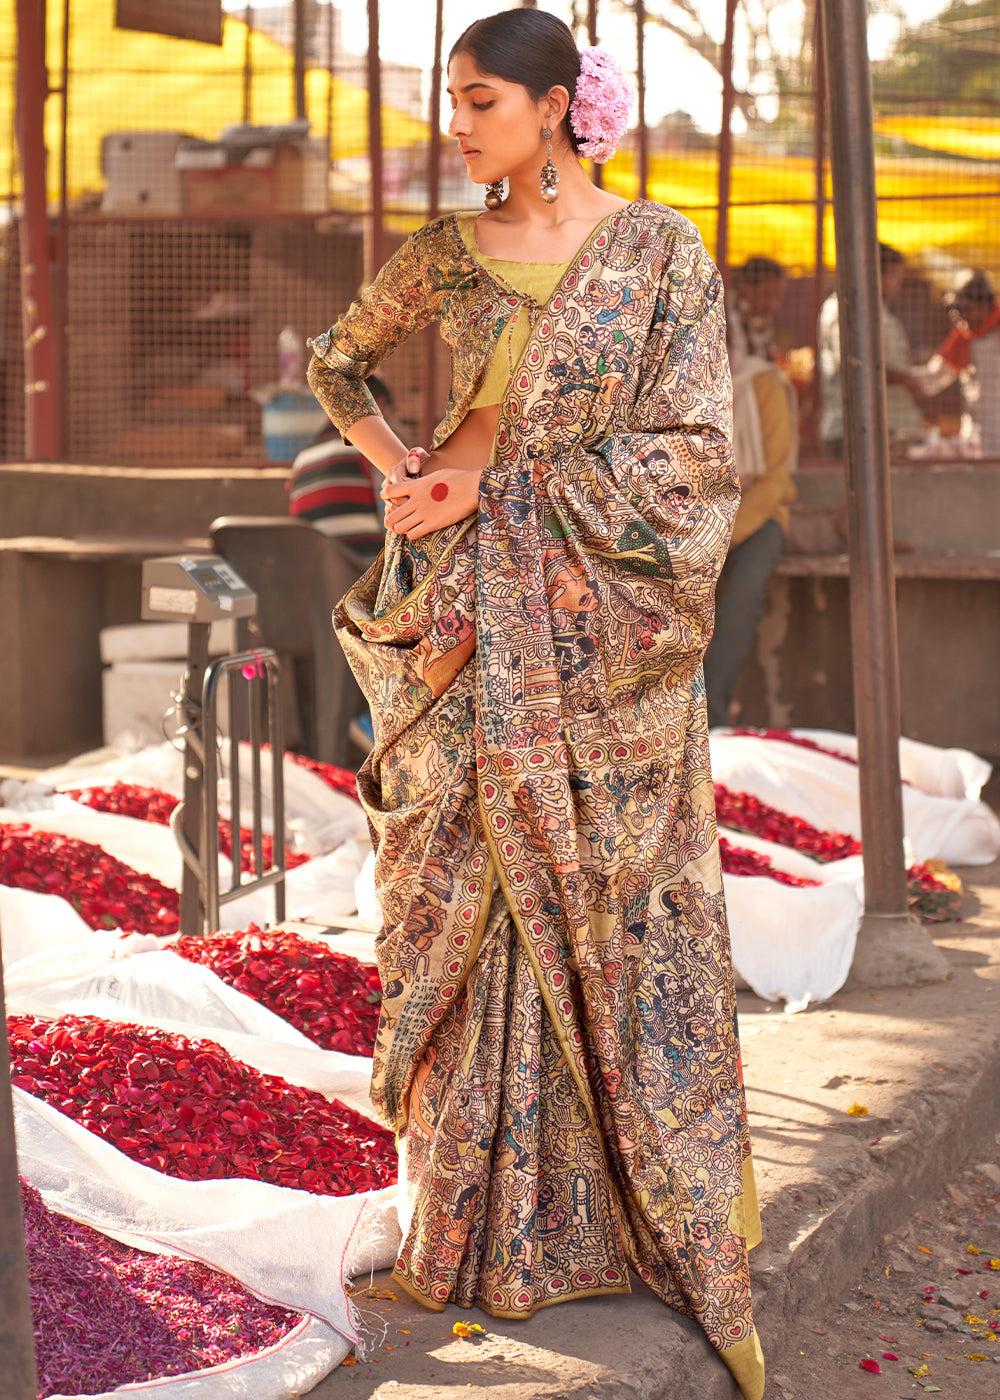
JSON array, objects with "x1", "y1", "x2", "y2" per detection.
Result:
[{"x1": 262, "y1": 391, "x2": 328, "y2": 460}]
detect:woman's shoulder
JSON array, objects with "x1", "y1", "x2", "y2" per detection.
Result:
[
  {"x1": 405, "y1": 211, "x2": 473, "y2": 252},
  {"x1": 627, "y1": 198, "x2": 709, "y2": 251}
]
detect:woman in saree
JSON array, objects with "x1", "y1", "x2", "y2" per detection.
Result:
[{"x1": 307, "y1": 10, "x2": 764, "y2": 1397}]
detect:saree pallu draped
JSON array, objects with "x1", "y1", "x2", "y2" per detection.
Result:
[{"x1": 336, "y1": 207, "x2": 765, "y2": 1400}]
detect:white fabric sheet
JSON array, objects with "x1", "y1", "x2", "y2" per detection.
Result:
[
  {"x1": 710, "y1": 732, "x2": 1000, "y2": 867},
  {"x1": 0, "y1": 805, "x2": 370, "y2": 932},
  {"x1": 14, "y1": 1089, "x2": 398, "y2": 1346}
]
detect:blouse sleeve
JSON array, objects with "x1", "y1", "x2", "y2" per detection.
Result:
[{"x1": 306, "y1": 219, "x2": 449, "y2": 438}]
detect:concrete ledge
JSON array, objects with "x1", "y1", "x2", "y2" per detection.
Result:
[{"x1": 0, "y1": 462, "x2": 288, "y2": 540}]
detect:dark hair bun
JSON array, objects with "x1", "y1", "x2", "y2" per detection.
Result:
[{"x1": 449, "y1": 9, "x2": 583, "y2": 153}]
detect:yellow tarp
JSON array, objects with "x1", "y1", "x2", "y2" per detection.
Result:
[
  {"x1": 601, "y1": 145, "x2": 1000, "y2": 278},
  {"x1": 874, "y1": 115, "x2": 1000, "y2": 164},
  {"x1": 1, "y1": 0, "x2": 429, "y2": 200},
  {"x1": 2, "y1": 2, "x2": 996, "y2": 280}
]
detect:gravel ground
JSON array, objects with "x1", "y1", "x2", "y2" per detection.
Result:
[{"x1": 763, "y1": 1142, "x2": 1000, "y2": 1399}]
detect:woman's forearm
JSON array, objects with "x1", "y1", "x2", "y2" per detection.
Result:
[{"x1": 343, "y1": 414, "x2": 410, "y2": 478}]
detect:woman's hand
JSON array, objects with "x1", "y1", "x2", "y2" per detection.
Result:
[
  {"x1": 382, "y1": 447, "x2": 430, "y2": 489},
  {"x1": 383, "y1": 460, "x2": 482, "y2": 539}
]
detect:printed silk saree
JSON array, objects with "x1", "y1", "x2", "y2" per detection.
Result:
[{"x1": 334, "y1": 205, "x2": 765, "y2": 1400}]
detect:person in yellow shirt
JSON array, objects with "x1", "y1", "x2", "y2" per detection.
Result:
[{"x1": 705, "y1": 257, "x2": 797, "y2": 727}]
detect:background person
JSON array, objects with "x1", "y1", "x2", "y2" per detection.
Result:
[
  {"x1": 726, "y1": 256, "x2": 786, "y2": 372},
  {"x1": 705, "y1": 257, "x2": 798, "y2": 728},
  {"x1": 818, "y1": 242, "x2": 927, "y2": 457},
  {"x1": 286, "y1": 374, "x2": 393, "y2": 562},
  {"x1": 306, "y1": 9, "x2": 763, "y2": 1397},
  {"x1": 921, "y1": 270, "x2": 1000, "y2": 456}
]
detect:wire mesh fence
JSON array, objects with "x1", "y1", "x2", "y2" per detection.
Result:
[{"x1": 1, "y1": 0, "x2": 998, "y2": 465}]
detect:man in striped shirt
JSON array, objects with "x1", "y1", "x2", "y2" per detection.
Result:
[{"x1": 286, "y1": 375, "x2": 392, "y2": 559}]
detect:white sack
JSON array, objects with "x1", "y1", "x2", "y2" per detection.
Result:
[
  {"x1": 790, "y1": 728, "x2": 992, "y2": 802},
  {"x1": 710, "y1": 733, "x2": 1000, "y2": 867},
  {"x1": 722, "y1": 872, "x2": 862, "y2": 1014},
  {"x1": 15, "y1": 1089, "x2": 398, "y2": 1345},
  {"x1": 39, "y1": 742, "x2": 368, "y2": 856}
]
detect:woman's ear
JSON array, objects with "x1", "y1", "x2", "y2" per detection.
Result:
[{"x1": 544, "y1": 84, "x2": 571, "y2": 132}]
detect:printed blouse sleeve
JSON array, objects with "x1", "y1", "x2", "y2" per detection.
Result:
[{"x1": 306, "y1": 220, "x2": 447, "y2": 438}]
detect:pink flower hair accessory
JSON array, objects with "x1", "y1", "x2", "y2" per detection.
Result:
[{"x1": 570, "y1": 46, "x2": 635, "y2": 163}]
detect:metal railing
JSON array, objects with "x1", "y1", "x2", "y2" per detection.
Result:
[
  {"x1": 203, "y1": 650, "x2": 286, "y2": 936},
  {"x1": 170, "y1": 644, "x2": 286, "y2": 936}
]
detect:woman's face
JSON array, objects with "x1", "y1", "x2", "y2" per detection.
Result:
[{"x1": 446, "y1": 50, "x2": 561, "y2": 185}]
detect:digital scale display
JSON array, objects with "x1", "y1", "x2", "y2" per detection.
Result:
[{"x1": 142, "y1": 555, "x2": 257, "y2": 623}]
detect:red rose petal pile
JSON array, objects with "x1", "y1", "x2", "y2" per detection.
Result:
[
  {"x1": 9, "y1": 1013, "x2": 397, "y2": 1196},
  {"x1": 63, "y1": 781, "x2": 311, "y2": 873},
  {"x1": 22, "y1": 1176, "x2": 301, "y2": 1398},
  {"x1": 906, "y1": 859, "x2": 964, "y2": 923},
  {"x1": 283, "y1": 750, "x2": 360, "y2": 802},
  {"x1": 0, "y1": 821, "x2": 179, "y2": 933},
  {"x1": 714, "y1": 784, "x2": 960, "y2": 923},
  {"x1": 718, "y1": 836, "x2": 821, "y2": 889},
  {"x1": 715, "y1": 784, "x2": 862, "y2": 863},
  {"x1": 172, "y1": 926, "x2": 382, "y2": 1056}
]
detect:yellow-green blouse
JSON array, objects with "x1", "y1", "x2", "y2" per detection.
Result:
[
  {"x1": 305, "y1": 207, "x2": 605, "y2": 449},
  {"x1": 453, "y1": 213, "x2": 570, "y2": 409}
]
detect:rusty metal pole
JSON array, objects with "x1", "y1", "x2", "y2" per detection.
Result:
[
  {"x1": 325, "y1": 0, "x2": 334, "y2": 174},
  {"x1": 365, "y1": 0, "x2": 384, "y2": 280},
  {"x1": 819, "y1": 0, "x2": 948, "y2": 988},
  {"x1": 243, "y1": 3, "x2": 253, "y2": 125},
  {"x1": 715, "y1": 0, "x2": 738, "y2": 284},
  {"x1": 635, "y1": 0, "x2": 648, "y2": 201},
  {"x1": 587, "y1": 0, "x2": 603, "y2": 190},
  {"x1": 421, "y1": 0, "x2": 444, "y2": 449},
  {"x1": 15, "y1": 0, "x2": 59, "y2": 461},
  {"x1": 293, "y1": 0, "x2": 307, "y2": 123},
  {"x1": 53, "y1": 0, "x2": 70, "y2": 462},
  {"x1": 809, "y1": 7, "x2": 827, "y2": 454},
  {"x1": 0, "y1": 932, "x2": 41, "y2": 1400}
]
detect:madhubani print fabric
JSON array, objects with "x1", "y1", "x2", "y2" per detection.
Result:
[{"x1": 321, "y1": 202, "x2": 765, "y2": 1400}]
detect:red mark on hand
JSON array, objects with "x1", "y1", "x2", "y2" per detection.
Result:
[{"x1": 430, "y1": 482, "x2": 449, "y2": 502}]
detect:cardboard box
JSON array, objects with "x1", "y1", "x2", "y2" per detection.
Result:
[
  {"x1": 102, "y1": 131, "x2": 188, "y2": 214},
  {"x1": 103, "y1": 660, "x2": 231, "y2": 747},
  {"x1": 100, "y1": 620, "x2": 238, "y2": 664},
  {"x1": 177, "y1": 130, "x2": 328, "y2": 215}
]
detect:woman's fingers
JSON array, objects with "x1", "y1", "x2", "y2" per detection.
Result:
[{"x1": 382, "y1": 447, "x2": 429, "y2": 490}]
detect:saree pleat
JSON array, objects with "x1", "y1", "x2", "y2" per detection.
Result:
[{"x1": 334, "y1": 204, "x2": 765, "y2": 1400}]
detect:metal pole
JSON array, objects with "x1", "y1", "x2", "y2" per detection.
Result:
[
  {"x1": 427, "y1": 0, "x2": 443, "y2": 223},
  {"x1": 243, "y1": 3, "x2": 253, "y2": 125},
  {"x1": 293, "y1": 0, "x2": 307, "y2": 123},
  {"x1": 819, "y1": 0, "x2": 948, "y2": 988},
  {"x1": 178, "y1": 622, "x2": 211, "y2": 937},
  {"x1": 810, "y1": 7, "x2": 826, "y2": 454},
  {"x1": 422, "y1": 0, "x2": 444, "y2": 448},
  {"x1": 15, "y1": 0, "x2": 59, "y2": 461},
  {"x1": 636, "y1": 0, "x2": 648, "y2": 201},
  {"x1": 587, "y1": 0, "x2": 603, "y2": 189},
  {"x1": 325, "y1": 0, "x2": 334, "y2": 178},
  {"x1": 0, "y1": 930, "x2": 41, "y2": 1400},
  {"x1": 365, "y1": 0, "x2": 384, "y2": 279},
  {"x1": 54, "y1": 0, "x2": 69, "y2": 461},
  {"x1": 716, "y1": 0, "x2": 739, "y2": 283}
]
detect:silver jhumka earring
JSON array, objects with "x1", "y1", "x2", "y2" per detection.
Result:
[
  {"x1": 539, "y1": 127, "x2": 559, "y2": 203},
  {"x1": 484, "y1": 180, "x2": 504, "y2": 211}
]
